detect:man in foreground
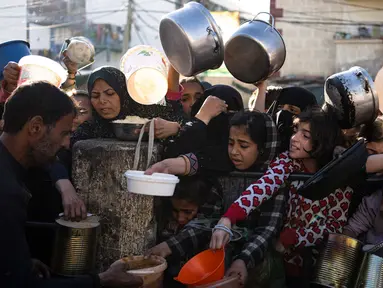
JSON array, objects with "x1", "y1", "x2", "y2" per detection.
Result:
[{"x1": 0, "y1": 82, "x2": 142, "y2": 288}]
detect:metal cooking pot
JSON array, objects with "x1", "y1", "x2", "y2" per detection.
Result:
[
  {"x1": 59, "y1": 36, "x2": 95, "y2": 71},
  {"x1": 324, "y1": 66, "x2": 379, "y2": 129},
  {"x1": 224, "y1": 12, "x2": 286, "y2": 84},
  {"x1": 159, "y1": 1, "x2": 224, "y2": 76},
  {"x1": 312, "y1": 233, "x2": 364, "y2": 288}
]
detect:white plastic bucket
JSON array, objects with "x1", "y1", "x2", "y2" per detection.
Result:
[
  {"x1": 18, "y1": 55, "x2": 67, "y2": 88},
  {"x1": 124, "y1": 170, "x2": 179, "y2": 197},
  {"x1": 120, "y1": 45, "x2": 169, "y2": 105}
]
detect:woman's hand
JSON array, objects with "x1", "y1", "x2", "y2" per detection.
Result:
[
  {"x1": 226, "y1": 259, "x2": 247, "y2": 287},
  {"x1": 145, "y1": 241, "x2": 172, "y2": 258},
  {"x1": 154, "y1": 118, "x2": 180, "y2": 139},
  {"x1": 196, "y1": 96, "x2": 228, "y2": 125},
  {"x1": 55, "y1": 179, "x2": 87, "y2": 221},
  {"x1": 210, "y1": 217, "x2": 232, "y2": 250},
  {"x1": 3, "y1": 61, "x2": 21, "y2": 93}
]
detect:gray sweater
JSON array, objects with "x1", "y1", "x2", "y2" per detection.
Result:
[{"x1": 344, "y1": 190, "x2": 383, "y2": 244}]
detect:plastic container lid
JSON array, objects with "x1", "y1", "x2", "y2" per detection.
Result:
[
  {"x1": 125, "y1": 170, "x2": 179, "y2": 184},
  {"x1": 19, "y1": 55, "x2": 67, "y2": 85}
]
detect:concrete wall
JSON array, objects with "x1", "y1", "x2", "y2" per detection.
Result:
[
  {"x1": 335, "y1": 39, "x2": 383, "y2": 77},
  {"x1": 275, "y1": 0, "x2": 383, "y2": 78}
]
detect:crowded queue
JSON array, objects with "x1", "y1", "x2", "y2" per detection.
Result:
[{"x1": 1, "y1": 10, "x2": 383, "y2": 288}]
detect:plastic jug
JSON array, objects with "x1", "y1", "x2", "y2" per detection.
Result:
[
  {"x1": 18, "y1": 55, "x2": 67, "y2": 88},
  {"x1": 120, "y1": 45, "x2": 169, "y2": 105}
]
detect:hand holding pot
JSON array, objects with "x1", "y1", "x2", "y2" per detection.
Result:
[
  {"x1": 210, "y1": 217, "x2": 232, "y2": 250},
  {"x1": 196, "y1": 96, "x2": 228, "y2": 125},
  {"x1": 3, "y1": 61, "x2": 21, "y2": 93},
  {"x1": 99, "y1": 259, "x2": 143, "y2": 288}
]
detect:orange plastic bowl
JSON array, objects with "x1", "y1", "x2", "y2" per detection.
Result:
[{"x1": 174, "y1": 249, "x2": 225, "y2": 286}]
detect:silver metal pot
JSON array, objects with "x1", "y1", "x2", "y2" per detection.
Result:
[
  {"x1": 159, "y1": 1, "x2": 224, "y2": 76},
  {"x1": 324, "y1": 66, "x2": 379, "y2": 129},
  {"x1": 224, "y1": 12, "x2": 286, "y2": 84},
  {"x1": 59, "y1": 36, "x2": 95, "y2": 71}
]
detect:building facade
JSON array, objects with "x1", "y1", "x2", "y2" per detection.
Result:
[{"x1": 274, "y1": 0, "x2": 383, "y2": 77}]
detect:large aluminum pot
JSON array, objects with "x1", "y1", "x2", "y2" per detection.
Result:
[
  {"x1": 312, "y1": 233, "x2": 364, "y2": 288},
  {"x1": 324, "y1": 66, "x2": 379, "y2": 129},
  {"x1": 224, "y1": 12, "x2": 286, "y2": 84},
  {"x1": 159, "y1": 1, "x2": 224, "y2": 76},
  {"x1": 51, "y1": 216, "x2": 100, "y2": 276}
]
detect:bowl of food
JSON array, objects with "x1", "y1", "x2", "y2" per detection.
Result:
[
  {"x1": 124, "y1": 170, "x2": 180, "y2": 197},
  {"x1": 113, "y1": 116, "x2": 150, "y2": 141}
]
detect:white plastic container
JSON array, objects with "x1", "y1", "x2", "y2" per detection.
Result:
[
  {"x1": 18, "y1": 55, "x2": 67, "y2": 88},
  {"x1": 120, "y1": 45, "x2": 169, "y2": 105},
  {"x1": 124, "y1": 170, "x2": 179, "y2": 197}
]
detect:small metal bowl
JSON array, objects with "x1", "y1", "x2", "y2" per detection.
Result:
[{"x1": 112, "y1": 122, "x2": 149, "y2": 141}]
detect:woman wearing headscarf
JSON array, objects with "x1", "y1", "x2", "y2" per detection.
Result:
[
  {"x1": 49, "y1": 66, "x2": 185, "y2": 222},
  {"x1": 71, "y1": 66, "x2": 184, "y2": 143}
]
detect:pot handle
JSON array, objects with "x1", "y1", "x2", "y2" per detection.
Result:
[
  {"x1": 206, "y1": 27, "x2": 220, "y2": 54},
  {"x1": 251, "y1": 12, "x2": 275, "y2": 28},
  {"x1": 356, "y1": 69, "x2": 370, "y2": 91}
]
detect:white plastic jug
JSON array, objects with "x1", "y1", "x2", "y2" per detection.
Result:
[
  {"x1": 120, "y1": 45, "x2": 169, "y2": 105},
  {"x1": 18, "y1": 55, "x2": 67, "y2": 88}
]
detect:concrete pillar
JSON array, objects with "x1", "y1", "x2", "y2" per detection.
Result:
[{"x1": 72, "y1": 139, "x2": 161, "y2": 271}]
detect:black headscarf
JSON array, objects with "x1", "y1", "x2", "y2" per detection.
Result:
[
  {"x1": 271, "y1": 86, "x2": 317, "y2": 152},
  {"x1": 72, "y1": 66, "x2": 182, "y2": 144},
  {"x1": 191, "y1": 84, "x2": 244, "y2": 146},
  {"x1": 87, "y1": 66, "x2": 133, "y2": 121}
]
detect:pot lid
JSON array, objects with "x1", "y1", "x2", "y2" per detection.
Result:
[{"x1": 56, "y1": 215, "x2": 100, "y2": 228}]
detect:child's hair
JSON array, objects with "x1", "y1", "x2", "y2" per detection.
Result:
[
  {"x1": 294, "y1": 105, "x2": 343, "y2": 168},
  {"x1": 229, "y1": 110, "x2": 267, "y2": 152},
  {"x1": 180, "y1": 77, "x2": 204, "y2": 92},
  {"x1": 172, "y1": 176, "x2": 213, "y2": 206},
  {"x1": 359, "y1": 118, "x2": 383, "y2": 143}
]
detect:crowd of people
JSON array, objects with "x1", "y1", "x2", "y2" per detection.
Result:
[{"x1": 1, "y1": 36, "x2": 383, "y2": 288}]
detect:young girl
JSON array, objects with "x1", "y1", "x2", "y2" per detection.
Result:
[
  {"x1": 146, "y1": 110, "x2": 283, "y2": 286},
  {"x1": 210, "y1": 105, "x2": 353, "y2": 282}
]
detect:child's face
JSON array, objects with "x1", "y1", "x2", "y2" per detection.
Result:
[
  {"x1": 72, "y1": 95, "x2": 92, "y2": 131},
  {"x1": 366, "y1": 141, "x2": 383, "y2": 155},
  {"x1": 289, "y1": 121, "x2": 312, "y2": 159},
  {"x1": 228, "y1": 125, "x2": 259, "y2": 170},
  {"x1": 171, "y1": 198, "x2": 199, "y2": 226},
  {"x1": 181, "y1": 82, "x2": 204, "y2": 116}
]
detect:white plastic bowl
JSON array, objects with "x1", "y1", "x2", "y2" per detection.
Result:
[{"x1": 124, "y1": 170, "x2": 179, "y2": 197}]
